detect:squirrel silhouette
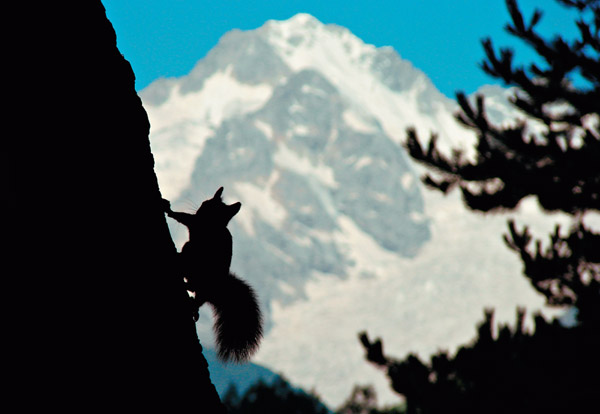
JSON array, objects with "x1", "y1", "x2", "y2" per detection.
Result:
[{"x1": 163, "y1": 187, "x2": 263, "y2": 363}]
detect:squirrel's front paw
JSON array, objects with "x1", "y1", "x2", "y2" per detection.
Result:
[{"x1": 161, "y1": 198, "x2": 173, "y2": 214}]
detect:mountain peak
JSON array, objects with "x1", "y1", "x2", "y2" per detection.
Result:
[
  {"x1": 262, "y1": 12, "x2": 368, "y2": 61},
  {"x1": 263, "y1": 13, "x2": 324, "y2": 33},
  {"x1": 282, "y1": 12, "x2": 321, "y2": 27},
  {"x1": 142, "y1": 13, "x2": 543, "y2": 408}
]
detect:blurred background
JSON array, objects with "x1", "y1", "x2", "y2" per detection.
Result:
[{"x1": 101, "y1": 1, "x2": 599, "y2": 412}]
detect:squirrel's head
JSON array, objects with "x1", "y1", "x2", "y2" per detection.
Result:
[{"x1": 195, "y1": 187, "x2": 241, "y2": 226}]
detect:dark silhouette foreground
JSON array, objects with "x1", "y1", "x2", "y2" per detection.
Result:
[{"x1": 9, "y1": 3, "x2": 226, "y2": 412}]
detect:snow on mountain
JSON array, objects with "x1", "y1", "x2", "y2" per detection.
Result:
[{"x1": 141, "y1": 14, "x2": 567, "y2": 407}]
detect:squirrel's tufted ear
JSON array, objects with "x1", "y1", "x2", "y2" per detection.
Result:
[
  {"x1": 226, "y1": 202, "x2": 241, "y2": 223},
  {"x1": 213, "y1": 187, "x2": 224, "y2": 200}
]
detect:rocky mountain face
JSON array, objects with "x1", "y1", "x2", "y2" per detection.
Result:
[
  {"x1": 141, "y1": 14, "x2": 559, "y2": 406},
  {"x1": 143, "y1": 14, "x2": 437, "y2": 318}
]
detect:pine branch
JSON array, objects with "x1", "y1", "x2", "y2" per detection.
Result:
[
  {"x1": 409, "y1": 0, "x2": 600, "y2": 214},
  {"x1": 504, "y1": 219, "x2": 600, "y2": 317},
  {"x1": 359, "y1": 332, "x2": 388, "y2": 366},
  {"x1": 483, "y1": 0, "x2": 599, "y2": 120}
]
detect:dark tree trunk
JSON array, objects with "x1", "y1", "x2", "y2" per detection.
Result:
[{"x1": 9, "y1": 3, "x2": 224, "y2": 412}]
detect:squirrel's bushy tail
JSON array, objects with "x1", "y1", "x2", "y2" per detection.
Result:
[{"x1": 207, "y1": 273, "x2": 263, "y2": 363}]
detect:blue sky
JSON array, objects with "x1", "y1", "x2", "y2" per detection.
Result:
[{"x1": 102, "y1": 0, "x2": 578, "y2": 98}]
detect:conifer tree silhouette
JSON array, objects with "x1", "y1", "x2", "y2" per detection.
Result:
[
  {"x1": 405, "y1": 0, "x2": 599, "y2": 323},
  {"x1": 361, "y1": 1, "x2": 599, "y2": 412},
  {"x1": 223, "y1": 377, "x2": 330, "y2": 414}
]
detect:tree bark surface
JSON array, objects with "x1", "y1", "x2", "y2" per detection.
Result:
[{"x1": 9, "y1": 3, "x2": 223, "y2": 412}]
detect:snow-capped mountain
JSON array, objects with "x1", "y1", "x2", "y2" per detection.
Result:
[{"x1": 141, "y1": 14, "x2": 567, "y2": 407}]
